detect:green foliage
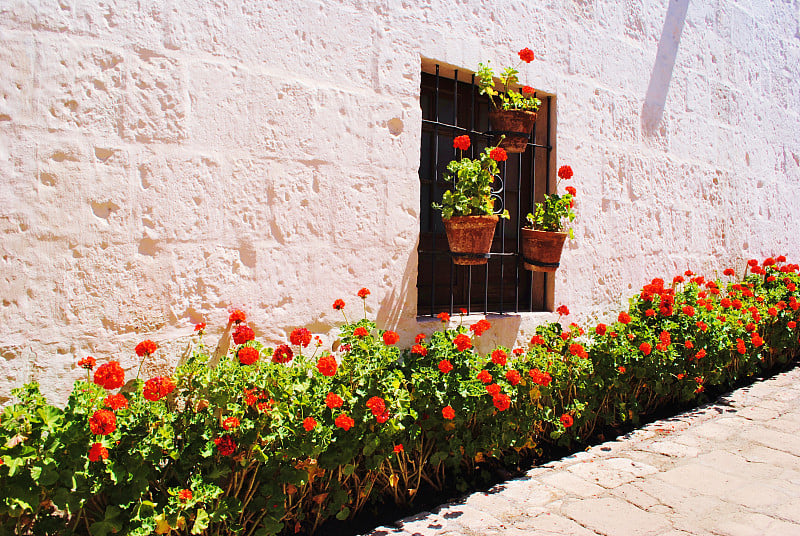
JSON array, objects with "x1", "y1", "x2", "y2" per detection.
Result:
[
  {"x1": 477, "y1": 61, "x2": 541, "y2": 112},
  {"x1": 527, "y1": 192, "x2": 575, "y2": 235},
  {"x1": 1, "y1": 259, "x2": 799, "y2": 535},
  {"x1": 433, "y1": 146, "x2": 510, "y2": 220}
]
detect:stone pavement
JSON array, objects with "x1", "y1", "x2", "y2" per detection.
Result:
[{"x1": 364, "y1": 365, "x2": 800, "y2": 536}]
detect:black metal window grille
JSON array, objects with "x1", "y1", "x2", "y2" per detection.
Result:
[{"x1": 417, "y1": 64, "x2": 554, "y2": 317}]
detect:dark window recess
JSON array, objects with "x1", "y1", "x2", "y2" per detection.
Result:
[{"x1": 417, "y1": 65, "x2": 554, "y2": 316}]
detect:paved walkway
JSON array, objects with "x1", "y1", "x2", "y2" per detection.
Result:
[{"x1": 365, "y1": 365, "x2": 800, "y2": 536}]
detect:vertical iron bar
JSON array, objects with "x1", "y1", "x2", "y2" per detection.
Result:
[
  {"x1": 515, "y1": 150, "x2": 523, "y2": 312},
  {"x1": 543, "y1": 95, "x2": 553, "y2": 310},
  {"x1": 430, "y1": 65, "x2": 440, "y2": 316},
  {"x1": 499, "y1": 158, "x2": 506, "y2": 314}
]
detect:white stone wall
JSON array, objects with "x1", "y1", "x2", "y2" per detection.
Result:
[{"x1": 1, "y1": 0, "x2": 799, "y2": 403}]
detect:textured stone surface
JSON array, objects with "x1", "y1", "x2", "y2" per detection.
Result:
[
  {"x1": 1, "y1": 1, "x2": 800, "y2": 402},
  {"x1": 361, "y1": 366, "x2": 800, "y2": 536}
]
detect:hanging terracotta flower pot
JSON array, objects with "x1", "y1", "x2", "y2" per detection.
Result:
[
  {"x1": 489, "y1": 109, "x2": 537, "y2": 153},
  {"x1": 520, "y1": 228, "x2": 567, "y2": 272},
  {"x1": 443, "y1": 215, "x2": 499, "y2": 265}
]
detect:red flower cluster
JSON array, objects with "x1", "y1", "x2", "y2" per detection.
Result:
[
  {"x1": 88, "y1": 442, "x2": 108, "y2": 462},
  {"x1": 560, "y1": 414, "x2": 574, "y2": 427},
  {"x1": 366, "y1": 397, "x2": 389, "y2": 422},
  {"x1": 89, "y1": 410, "x2": 116, "y2": 436},
  {"x1": 453, "y1": 334, "x2": 473, "y2": 351},
  {"x1": 143, "y1": 376, "x2": 175, "y2": 402},
  {"x1": 78, "y1": 356, "x2": 96, "y2": 370},
  {"x1": 103, "y1": 393, "x2": 128, "y2": 410},
  {"x1": 522, "y1": 85, "x2": 534, "y2": 94},
  {"x1": 595, "y1": 323, "x2": 607, "y2": 336},
  {"x1": 383, "y1": 331, "x2": 399, "y2": 345},
  {"x1": 222, "y1": 416, "x2": 240, "y2": 430},
  {"x1": 290, "y1": 328, "x2": 312, "y2": 347},
  {"x1": 618, "y1": 312, "x2": 631, "y2": 324},
  {"x1": 229, "y1": 309, "x2": 246, "y2": 324},
  {"x1": 441, "y1": 405, "x2": 455, "y2": 420},
  {"x1": 556, "y1": 305, "x2": 570, "y2": 316},
  {"x1": 232, "y1": 324, "x2": 255, "y2": 345},
  {"x1": 530, "y1": 335, "x2": 545, "y2": 345},
  {"x1": 238, "y1": 347, "x2": 259, "y2": 365},
  {"x1": 178, "y1": 489, "x2": 193, "y2": 502},
  {"x1": 518, "y1": 47, "x2": 535, "y2": 63},
  {"x1": 470, "y1": 319, "x2": 491, "y2": 336},
  {"x1": 357, "y1": 287, "x2": 371, "y2": 299},
  {"x1": 506, "y1": 369, "x2": 521, "y2": 385},
  {"x1": 569, "y1": 343, "x2": 587, "y2": 358},
  {"x1": 477, "y1": 370, "x2": 492, "y2": 384},
  {"x1": 453, "y1": 135, "x2": 471, "y2": 151},
  {"x1": 493, "y1": 393, "x2": 511, "y2": 411},
  {"x1": 325, "y1": 392, "x2": 344, "y2": 409},
  {"x1": 491, "y1": 349, "x2": 507, "y2": 366},
  {"x1": 303, "y1": 417, "x2": 317, "y2": 432},
  {"x1": 194, "y1": 322, "x2": 206, "y2": 332},
  {"x1": 438, "y1": 359, "x2": 453, "y2": 374},
  {"x1": 354, "y1": 327, "x2": 369, "y2": 338},
  {"x1": 272, "y1": 344, "x2": 294, "y2": 364},
  {"x1": 656, "y1": 330, "x2": 671, "y2": 351},
  {"x1": 94, "y1": 362, "x2": 125, "y2": 390},
  {"x1": 317, "y1": 355, "x2": 338, "y2": 376},
  {"x1": 214, "y1": 435, "x2": 236, "y2": 456},
  {"x1": 639, "y1": 342, "x2": 652, "y2": 355},
  {"x1": 565, "y1": 186, "x2": 577, "y2": 196},
  {"x1": 412, "y1": 344, "x2": 428, "y2": 356},
  {"x1": 437, "y1": 312, "x2": 451, "y2": 323},
  {"x1": 558, "y1": 165, "x2": 573, "y2": 180},
  {"x1": 489, "y1": 147, "x2": 508, "y2": 162},
  {"x1": 393, "y1": 444, "x2": 404, "y2": 453},
  {"x1": 335, "y1": 413, "x2": 355, "y2": 431},
  {"x1": 332, "y1": 299, "x2": 345, "y2": 310},
  {"x1": 528, "y1": 368, "x2": 551, "y2": 386},
  {"x1": 135, "y1": 340, "x2": 157, "y2": 357}
]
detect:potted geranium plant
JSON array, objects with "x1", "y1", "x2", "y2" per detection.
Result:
[
  {"x1": 433, "y1": 135, "x2": 510, "y2": 265},
  {"x1": 477, "y1": 47, "x2": 542, "y2": 153},
  {"x1": 520, "y1": 165, "x2": 576, "y2": 272}
]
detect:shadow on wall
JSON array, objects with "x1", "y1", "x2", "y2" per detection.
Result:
[{"x1": 642, "y1": 0, "x2": 690, "y2": 134}]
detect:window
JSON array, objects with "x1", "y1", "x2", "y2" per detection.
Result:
[{"x1": 417, "y1": 61, "x2": 555, "y2": 317}]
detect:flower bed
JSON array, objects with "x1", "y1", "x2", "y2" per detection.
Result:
[{"x1": 2, "y1": 259, "x2": 799, "y2": 535}]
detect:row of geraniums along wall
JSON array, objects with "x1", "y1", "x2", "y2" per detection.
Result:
[
  {"x1": 477, "y1": 47, "x2": 541, "y2": 153},
  {"x1": 520, "y1": 164, "x2": 576, "y2": 272},
  {"x1": 432, "y1": 135, "x2": 509, "y2": 265}
]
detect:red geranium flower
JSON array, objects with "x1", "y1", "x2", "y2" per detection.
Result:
[
  {"x1": 272, "y1": 344, "x2": 294, "y2": 364},
  {"x1": 682, "y1": 305, "x2": 695, "y2": 317},
  {"x1": 522, "y1": 85, "x2": 534, "y2": 94},
  {"x1": 747, "y1": 259, "x2": 759, "y2": 267},
  {"x1": 489, "y1": 147, "x2": 508, "y2": 162},
  {"x1": 353, "y1": 327, "x2": 369, "y2": 338},
  {"x1": 776, "y1": 255, "x2": 787, "y2": 262},
  {"x1": 506, "y1": 369, "x2": 521, "y2": 385},
  {"x1": 222, "y1": 416, "x2": 240, "y2": 430},
  {"x1": 103, "y1": 393, "x2": 128, "y2": 411},
  {"x1": 569, "y1": 343, "x2": 584, "y2": 356},
  {"x1": 415, "y1": 333, "x2": 426, "y2": 343},
  {"x1": 491, "y1": 349, "x2": 508, "y2": 366},
  {"x1": 595, "y1": 323, "x2": 607, "y2": 336},
  {"x1": 93, "y1": 361, "x2": 125, "y2": 390},
  {"x1": 736, "y1": 338, "x2": 746, "y2": 355},
  {"x1": 366, "y1": 396, "x2": 386, "y2": 417},
  {"x1": 437, "y1": 312, "x2": 451, "y2": 323},
  {"x1": 442, "y1": 405, "x2": 455, "y2": 420},
  {"x1": 565, "y1": 186, "x2": 577, "y2": 196},
  {"x1": 357, "y1": 287, "x2": 371, "y2": 299},
  {"x1": 685, "y1": 340, "x2": 694, "y2": 349},
  {"x1": 290, "y1": 328, "x2": 312, "y2": 347},
  {"x1": 232, "y1": 324, "x2": 255, "y2": 345},
  {"x1": 78, "y1": 356, "x2": 96, "y2": 370},
  {"x1": 560, "y1": 414, "x2": 574, "y2": 428},
  {"x1": 695, "y1": 349, "x2": 706, "y2": 360},
  {"x1": 618, "y1": 366, "x2": 626, "y2": 374},
  {"x1": 788, "y1": 321, "x2": 797, "y2": 329},
  {"x1": 194, "y1": 322, "x2": 206, "y2": 332},
  {"x1": 556, "y1": 305, "x2": 570, "y2": 316},
  {"x1": 88, "y1": 442, "x2": 108, "y2": 462},
  {"x1": 558, "y1": 165, "x2": 573, "y2": 180},
  {"x1": 393, "y1": 444, "x2": 404, "y2": 453},
  {"x1": 214, "y1": 435, "x2": 236, "y2": 456},
  {"x1": 696, "y1": 321, "x2": 708, "y2": 332},
  {"x1": 238, "y1": 346, "x2": 259, "y2": 365},
  {"x1": 89, "y1": 410, "x2": 116, "y2": 436},
  {"x1": 316, "y1": 355, "x2": 338, "y2": 376},
  {"x1": 723, "y1": 268, "x2": 735, "y2": 276},
  {"x1": 438, "y1": 359, "x2": 453, "y2": 374},
  {"x1": 325, "y1": 392, "x2": 344, "y2": 409},
  {"x1": 639, "y1": 342, "x2": 652, "y2": 356},
  {"x1": 493, "y1": 393, "x2": 511, "y2": 411},
  {"x1": 453, "y1": 135, "x2": 471, "y2": 151},
  {"x1": 303, "y1": 417, "x2": 317, "y2": 432},
  {"x1": 477, "y1": 370, "x2": 492, "y2": 384},
  {"x1": 143, "y1": 376, "x2": 176, "y2": 402},
  {"x1": 513, "y1": 348, "x2": 524, "y2": 355},
  {"x1": 229, "y1": 309, "x2": 246, "y2": 324},
  {"x1": 618, "y1": 312, "x2": 631, "y2": 324},
  {"x1": 332, "y1": 299, "x2": 345, "y2": 310},
  {"x1": 530, "y1": 335, "x2": 545, "y2": 345},
  {"x1": 178, "y1": 489, "x2": 193, "y2": 502},
  {"x1": 134, "y1": 339, "x2": 157, "y2": 357},
  {"x1": 751, "y1": 332, "x2": 764, "y2": 347},
  {"x1": 469, "y1": 319, "x2": 492, "y2": 336},
  {"x1": 528, "y1": 368, "x2": 552, "y2": 386},
  {"x1": 518, "y1": 47, "x2": 535, "y2": 63},
  {"x1": 486, "y1": 383, "x2": 502, "y2": 396},
  {"x1": 412, "y1": 344, "x2": 428, "y2": 356},
  {"x1": 335, "y1": 413, "x2": 355, "y2": 431},
  {"x1": 382, "y1": 331, "x2": 399, "y2": 345},
  {"x1": 453, "y1": 334, "x2": 473, "y2": 351}
]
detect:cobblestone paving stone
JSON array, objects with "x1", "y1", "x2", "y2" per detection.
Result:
[{"x1": 362, "y1": 366, "x2": 800, "y2": 536}]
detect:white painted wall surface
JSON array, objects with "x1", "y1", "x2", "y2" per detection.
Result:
[{"x1": 1, "y1": 0, "x2": 799, "y2": 403}]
